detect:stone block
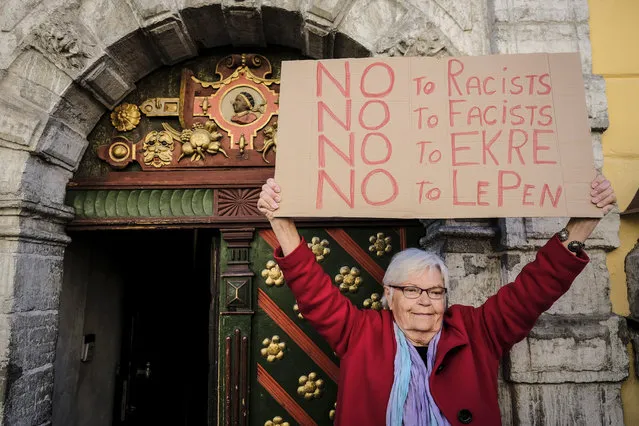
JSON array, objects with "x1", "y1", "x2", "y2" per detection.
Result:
[
  {"x1": 106, "y1": 29, "x2": 162, "y2": 82},
  {"x1": 51, "y1": 84, "x2": 106, "y2": 138},
  {"x1": 492, "y1": 22, "x2": 579, "y2": 55},
  {"x1": 577, "y1": 22, "x2": 593, "y2": 74},
  {"x1": 9, "y1": 312, "x2": 58, "y2": 372},
  {"x1": 78, "y1": 0, "x2": 139, "y2": 47},
  {"x1": 2, "y1": 50, "x2": 73, "y2": 114},
  {"x1": 33, "y1": 119, "x2": 88, "y2": 171},
  {"x1": 631, "y1": 328, "x2": 639, "y2": 379},
  {"x1": 4, "y1": 364, "x2": 54, "y2": 426},
  {"x1": 585, "y1": 74, "x2": 609, "y2": 131},
  {"x1": 147, "y1": 17, "x2": 198, "y2": 65},
  {"x1": 338, "y1": 0, "x2": 408, "y2": 52},
  {"x1": 11, "y1": 249, "x2": 64, "y2": 312},
  {"x1": 20, "y1": 156, "x2": 74, "y2": 208},
  {"x1": 0, "y1": 97, "x2": 46, "y2": 150},
  {"x1": 424, "y1": 0, "x2": 486, "y2": 55},
  {"x1": 501, "y1": 249, "x2": 612, "y2": 315},
  {"x1": 180, "y1": 3, "x2": 231, "y2": 48},
  {"x1": 510, "y1": 383, "x2": 624, "y2": 425},
  {"x1": 375, "y1": 15, "x2": 457, "y2": 58},
  {"x1": 309, "y1": 0, "x2": 350, "y2": 22},
  {"x1": 592, "y1": 131, "x2": 604, "y2": 171},
  {"x1": 626, "y1": 242, "x2": 639, "y2": 320},
  {"x1": 128, "y1": 0, "x2": 174, "y2": 21},
  {"x1": 262, "y1": 6, "x2": 303, "y2": 50},
  {"x1": 492, "y1": 0, "x2": 589, "y2": 23},
  {"x1": 0, "y1": 0, "x2": 45, "y2": 32},
  {"x1": 262, "y1": 0, "x2": 300, "y2": 11},
  {"x1": 303, "y1": 22, "x2": 334, "y2": 59},
  {"x1": 506, "y1": 315, "x2": 628, "y2": 383},
  {"x1": 0, "y1": 149, "x2": 29, "y2": 196},
  {"x1": 333, "y1": 33, "x2": 370, "y2": 58},
  {"x1": 444, "y1": 252, "x2": 502, "y2": 307},
  {"x1": 222, "y1": 0, "x2": 266, "y2": 46},
  {"x1": 80, "y1": 57, "x2": 135, "y2": 109}
]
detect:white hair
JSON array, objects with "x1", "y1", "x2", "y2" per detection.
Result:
[{"x1": 381, "y1": 248, "x2": 449, "y2": 309}]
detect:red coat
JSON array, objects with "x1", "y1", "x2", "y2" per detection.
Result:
[{"x1": 275, "y1": 236, "x2": 588, "y2": 425}]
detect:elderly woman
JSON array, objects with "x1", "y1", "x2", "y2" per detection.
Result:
[{"x1": 257, "y1": 176, "x2": 616, "y2": 426}]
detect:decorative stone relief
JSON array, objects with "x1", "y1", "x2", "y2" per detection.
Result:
[
  {"x1": 26, "y1": 20, "x2": 95, "y2": 70},
  {"x1": 376, "y1": 21, "x2": 454, "y2": 58}
]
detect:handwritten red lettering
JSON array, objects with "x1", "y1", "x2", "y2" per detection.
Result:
[
  {"x1": 361, "y1": 62, "x2": 395, "y2": 97},
  {"x1": 451, "y1": 132, "x2": 479, "y2": 166},
  {"x1": 522, "y1": 184, "x2": 535, "y2": 206},
  {"x1": 540, "y1": 184, "x2": 563, "y2": 207},
  {"x1": 477, "y1": 181, "x2": 490, "y2": 206},
  {"x1": 508, "y1": 129, "x2": 528, "y2": 165},
  {"x1": 317, "y1": 169, "x2": 354, "y2": 209},
  {"x1": 318, "y1": 100, "x2": 352, "y2": 132},
  {"x1": 359, "y1": 100, "x2": 390, "y2": 130},
  {"x1": 497, "y1": 170, "x2": 522, "y2": 207},
  {"x1": 316, "y1": 61, "x2": 350, "y2": 97},
  {"x1": 533, "y1": 129, "x2": 557, "y2": 165},
  {"x1": 361, "y1": 133, "x2": 392, "y2": 165},
  {"x1": 481, "y1": 130, "x2": 501, "y2": 166},
  {"x1": 447, "y1": 59, "x2": 464, "y2": 96},
  {"x1": 318, "y1": 133, "x2": 355, "y2": 168},
  {"x1": 453, "y1": 169, "x2": 475, "y2": 206},
  {"x1": 361, "y1": 169, "x2": 399, "y2": 206}
]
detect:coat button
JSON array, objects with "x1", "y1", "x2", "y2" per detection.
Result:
[
  {"x1": 457, "y1": 409, "x2": 472, "y2": 424},
  {"x1": 435, "y1": 364, "x2": 445, "y2": 374}
]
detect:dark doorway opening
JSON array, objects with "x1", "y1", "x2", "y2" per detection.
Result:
[{"x1": 111, "y1": 229, "x2": 216, "y2": 426}]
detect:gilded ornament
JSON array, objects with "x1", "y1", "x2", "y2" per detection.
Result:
[
  {"x1": 260, "y1": 335, "x2": 286, "y2": 362},
  {"x1": 111, "y1": 103, "x2": 141, "y2": 131},
  {"x1": 297, "y1": 372, "x2": 324, "y2": 400},
  {"x1": 261, "y1": 260, "x2": 284, "y2": 287},
  {"x1": 256, "y1": 121, "x2": 277, "y2": 163},
  {"x1": 142, "y1": 130, "x2": 174, "y2": 168},
  {"x1": 162, "y1": 121, "x2": 228, "y2": 162},
  {"x1": 264, "y1": 416, "x2": 290, "y2": 426},
  {"x1": 293, "y1": 302, "x2": 304, "y2": 320},
  {"x1": 363, "y1": 293, "x2": 383, "y2": 311},
  {"x1": 307, "y1": 237, "x2": 331, "y2": 262},
  {"x1": 329, "y1": 402, "x2": 337, "y2": 421},
  {"x1": 335, "y1": 266, "x2": 362, "y2": 293},
  {"x1": 369, "y1": 232, "x2": 392, "y2": 256}
]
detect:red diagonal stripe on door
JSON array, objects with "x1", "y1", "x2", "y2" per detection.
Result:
[
  {"x1": 258, "y1": 288, "x2": 339, "y2": 383},
  {"x1": 325, "y1": 228, "x2": 385, "y2": 286},
  {"x1": 257, "y1": 363, "x2": 318, "y2": 426},
  {"x1": 259, "y1": 229, "x2": 280, "y2": 250}
]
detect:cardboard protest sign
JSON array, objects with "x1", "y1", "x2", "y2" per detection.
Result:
[{"x1": 274, "y1": 53, "x2": 601, "y2": 218}]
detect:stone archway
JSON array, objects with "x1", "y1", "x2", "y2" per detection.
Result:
[{"x1": 0, "y1": 0, "x2": 624, "y2": 424}]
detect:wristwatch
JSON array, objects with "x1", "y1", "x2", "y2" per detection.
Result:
[{"x1": 556, "y1": 227, "x2": 585, "y2": 253}]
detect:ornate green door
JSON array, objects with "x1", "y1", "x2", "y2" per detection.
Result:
[{"x1": 217, "y1": 224, "x2": 422, "y2": 426}]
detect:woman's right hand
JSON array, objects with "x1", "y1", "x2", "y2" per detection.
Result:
[
  {"x1": 257, "y1": 178, "x2": 282, "y2": 221},
  {"x1": 257, "y1": 178, "x2": 300, "y2": 255}
]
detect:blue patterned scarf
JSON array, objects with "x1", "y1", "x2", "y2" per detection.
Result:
[{"x1": 386, "y1": 322, "x2": 450, "y2": 426}]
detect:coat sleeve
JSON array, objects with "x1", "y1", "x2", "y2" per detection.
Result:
[
  {"x1": 275, "y1": 239, "x2": 365, "y2": 358},
  {"x1": 475, "y1": 235, "x2": 589, "y2": 357}
]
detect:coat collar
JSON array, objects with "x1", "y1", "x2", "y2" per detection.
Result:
[{"x1": 434, "y1": 312, "x2": 469, "y2": 367}]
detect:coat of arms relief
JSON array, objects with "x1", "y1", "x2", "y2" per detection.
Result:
[{"x1": 99, "y1": 53, "x2": 279, "y2": 169}]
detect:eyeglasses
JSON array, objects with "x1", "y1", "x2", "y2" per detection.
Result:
[{"x1": 387, "y1": 285, "x2": 447, "y2": 300}]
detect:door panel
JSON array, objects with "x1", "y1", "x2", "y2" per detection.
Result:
[{"x1": 244, "y1": 224, "x2": 423, "y2": 425}]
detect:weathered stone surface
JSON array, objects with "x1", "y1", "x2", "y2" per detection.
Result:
[
  {"x1": 510, "y1": 383, "x2": 624, "y2": 425},
  {"x1": 303, "y1": 21, "x2": 334, "y2": 58},
  {"x1": 222, "y1": 0, "x2": 266, "y2": 46},
  {"x1": 425, "y1": 0, "x2": 487, "y2": 55},
  {"x1": 262, "y1": 6, "x2": 303, "y2": 50},
  {"x1": 9, "y1": 244, "x2": 64, "y2": 312},
  {"x1": 80, "y1": 57, "x2": 135, "y2": 109},
  {"x1": 444, "y1": 252, "x2": 502, "y2": 307},
  {"x1": 308, "y1": 0, "x2": 352, "y2": 22},
  {"x1": 420, "y1": 219, "x2": 499, "y2": 254},
  {"x1": 338, "y1": 0, "x2": 408, "y2": 52},
  {"x1": 127, "y1": 0, "x2": 174, "y2": 21},
  {"x1": 19, "y1": 156, "x2": 73, "y2": 207},
  {"x1": 3, "y1": 364, "x2": 54, "y2": 426},
  {"x1": 492, "y1": 0, "x2": 589, "y2": 23},
  {"x1": 492, "y1": 22, "x2": 579, "y2": 55},
  {"x1": 50, "y1": 83, "x2": 105, "y2": 137},
  {"x1": 2, "y1": 50, "x2": 73, "y2": 114},
  {"x1": 147, "y1": 17, "x2": 198, "y2": 65},
  {"x1": 78, "y1": 0, "x2": 139, "y2": 47},
  {"x1": 592, "y1": 131, "x2": 604, "y2": 170},
  {"x1": 0, "y1": 97, "x2": 47, "y2": 150},
  {"x1": 9, "y1": 312, "x2": 58, "y2": 372},
  {"x1": 181, "y1": 3, "x2": 231, "y2": 48},
  {"x1": 585, "y1": 74, "x2": 609, "y2": 131},
  {"x1": 501, "y1": 249, "x2": 612, "y2": 315},
  {"x1": 627, "y1": 242, "x2": 639, "y2": 320},
  {"x1": 33, "y1": 119, "x2": 88, "y2": 171},
  {"x1": 523, "y1": 215, "x2": 620, "y2": 250},
  {"x1": 376, "y1": 17, "x2": 457, "y2": 58},
  {"x1": 507, "y1": 315, "x2": 628, "y2": 383},
  {"x1": 0, "y1": 149, "x2": 30, "y2": 196},
  {"x1": 0, "y1": 0, "x2": 45, "y2": 32},
  {"x1": 106, "y1": 29, "x2": 162, "y2": 82}
]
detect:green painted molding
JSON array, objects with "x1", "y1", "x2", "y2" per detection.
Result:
[{"x1": 67, "y1": 189, "x2": 214, "y2": 218}]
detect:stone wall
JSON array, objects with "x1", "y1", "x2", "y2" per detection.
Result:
[{"x1": 0, "y1": 0, "x2": 625, "y2": 424}]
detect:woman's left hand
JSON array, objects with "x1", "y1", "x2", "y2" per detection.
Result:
[{"x1": 590, "y1": 174, "x2": 616, "y2": 214}]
